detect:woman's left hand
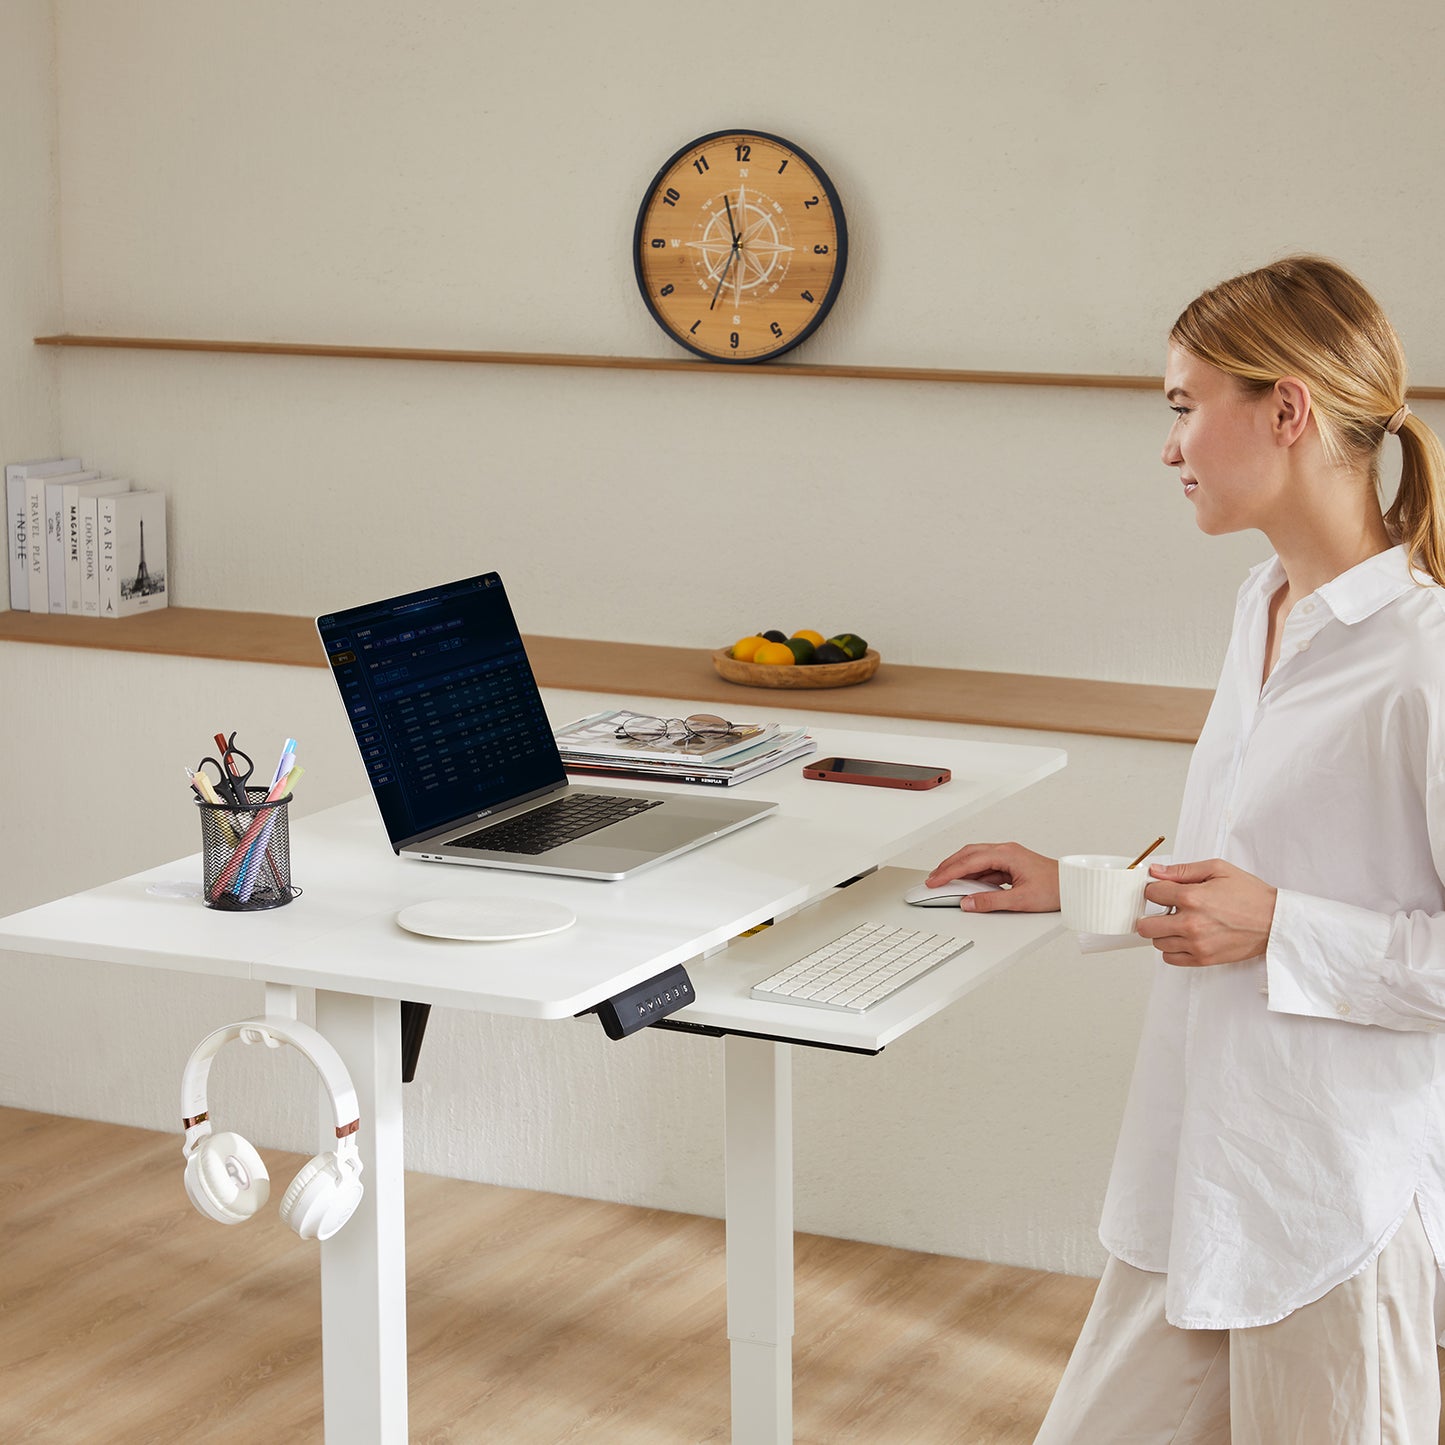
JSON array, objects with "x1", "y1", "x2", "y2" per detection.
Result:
[{"x1": 1137, "y1": 859, "x2": 1278, "y2": 968}]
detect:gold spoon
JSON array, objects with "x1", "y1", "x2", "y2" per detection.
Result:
[{"x1": 1126, "y1": 835, "x2": 1166, "y2": 870}]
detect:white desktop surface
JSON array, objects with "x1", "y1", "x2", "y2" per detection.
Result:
[
  {"x1": 0, "y1": 717, "x2": 1067, "y2": 1445},
  {"x1": 0, "y1": 727, "x2": 1065, "y2": 1018}
]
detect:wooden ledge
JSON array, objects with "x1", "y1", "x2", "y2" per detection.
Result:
[{"x1": 0, "y1": 607, "x2": 1211, "y2": 744}]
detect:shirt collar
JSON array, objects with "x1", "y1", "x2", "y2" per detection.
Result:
[
  {"x1": 1315, "y1": 545, "x2": 1423, "y2": 624},
  {"x1": 1243, "y1": 545, "x2": 1425, "y2": 626}
]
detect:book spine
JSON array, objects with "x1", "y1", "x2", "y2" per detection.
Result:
[
  {"x1": 5, "y1": 469, "x2": 29, "y2": 610},
  {"x1": 25, "y1": 478, "x2": 48, "y2": 612},
  {"x1": 564, "y1": 763, "x2": 734, "y2": 787},
  {"x1": 64, "y1": 486, "x2": 83, "y2": 614},
  {"x1": 45, "y1": 482, "x2": 67, "y2": 613},
  {"x1": 80, "y1": 498, "x2": 101, "y2": 615},
  {"x1": 98, "y1": 495, "x2": 119, "y2": 617}
]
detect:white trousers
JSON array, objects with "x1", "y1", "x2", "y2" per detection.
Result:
[{"x1": 1034, "y1": 1203, "x2": 1440, "y2": 1445}]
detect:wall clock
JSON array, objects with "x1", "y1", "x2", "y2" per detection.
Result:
[{"x1": 633, "y1": 129, "x2": 847, "y2": 364}]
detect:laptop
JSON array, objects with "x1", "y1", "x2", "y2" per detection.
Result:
[{"x1": 316, "y1": 573, "x2": 778, "y2": 880}]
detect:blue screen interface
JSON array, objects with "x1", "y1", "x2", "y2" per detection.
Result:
[{"x1": 318, "y1": 574, "x2": 563, "y2": 846}]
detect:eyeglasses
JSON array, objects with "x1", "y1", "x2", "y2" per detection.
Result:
[{"x1": 614, "y1": 712, "x2": 740, "y2": 743}]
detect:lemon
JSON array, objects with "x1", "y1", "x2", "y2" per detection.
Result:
[
  {"x1": 731, "y1": 635, "x2": 769, "y2": 662},
  {"x1": 791, "y1": 629, "x2": 825, "y2": 648},
  {"x1": 753, "y1": 641, "x2": 797, "y2": 666}
]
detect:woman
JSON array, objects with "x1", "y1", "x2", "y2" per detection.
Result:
[{"x1": 928, "y1": 256, "x2": 1445, "y2": 1444}]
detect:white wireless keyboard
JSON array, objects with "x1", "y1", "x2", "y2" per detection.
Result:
[{"x1": 749, "y1": 921, "x2": 974, "y2": 1014}]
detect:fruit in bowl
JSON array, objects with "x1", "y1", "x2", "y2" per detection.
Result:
[{"x1": 728, "y1": 630, "x2": 868, "y2": 667}]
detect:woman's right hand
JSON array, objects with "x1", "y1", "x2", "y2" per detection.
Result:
[{"x1": 925, "y1": 842, "x2": 1061, "y2": 913}]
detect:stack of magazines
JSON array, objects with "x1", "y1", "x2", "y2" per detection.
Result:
[{"x1": 553, "y1": 710, "x2": 816, "y2": 787}]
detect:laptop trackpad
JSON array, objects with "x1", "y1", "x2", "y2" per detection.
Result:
[{"x1": 615, "y1": 810, "x2": 722, "y2": 849}]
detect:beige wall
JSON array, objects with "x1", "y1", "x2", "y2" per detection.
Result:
[
  {"x1": 3, "y1": 0, "x2": 1444, "y2": 1275},
  {"x1": 0, "y1": 0, "x2": 60, "y2": 466}
]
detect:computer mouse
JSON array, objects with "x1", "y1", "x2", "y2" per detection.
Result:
[{"x1": 903, "y1": 877, "x2": 1004, "y2": 907}]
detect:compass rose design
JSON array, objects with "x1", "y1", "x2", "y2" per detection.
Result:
[{"x1": 688, "y1": 184, "x2": 795, "y2": 309}]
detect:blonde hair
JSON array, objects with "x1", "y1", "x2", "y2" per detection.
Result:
[{"x1": 1171, "y1": 255, "x2": 1445, "y2": 587}]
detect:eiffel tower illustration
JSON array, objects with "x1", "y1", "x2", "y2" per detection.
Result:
[{"x1": 131, "y1": 519, "x2": 151, "y2": 594}]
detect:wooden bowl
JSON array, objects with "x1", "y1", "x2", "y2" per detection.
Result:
[{"x1": 711, "y1": 648, "x2": 881, "y2": 689}]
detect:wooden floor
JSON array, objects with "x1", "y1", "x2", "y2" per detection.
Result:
[{"x1": 0, "y1": 1104, "x2": 1097, "y2": 1443}]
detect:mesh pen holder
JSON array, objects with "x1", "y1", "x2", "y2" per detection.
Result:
[{"x1": 198, "y1": 788, "x2": 298, "y2": 911}]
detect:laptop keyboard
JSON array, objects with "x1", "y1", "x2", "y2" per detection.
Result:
[
  {"x1": 749, "y1": 922, "x2": 974, "y2": 1013},
  {"x1": 449, "y1": 792, "x2": 663, "y2": 856}
]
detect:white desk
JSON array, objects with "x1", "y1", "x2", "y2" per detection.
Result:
[{"x1": 0, "y1": 723, "x2": 1065, "y2": 1444}]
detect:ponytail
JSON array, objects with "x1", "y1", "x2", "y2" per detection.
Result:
[
  {"x1": 1386, "y1": 413, "x2": 1445, "y2": 588},
  {"x1": 1172, "y1": 256, "x2": 1445, "y2": 588}
]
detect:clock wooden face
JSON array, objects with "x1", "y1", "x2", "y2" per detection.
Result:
[{"x1": 633, "y1": 130, "x2": 847, "y2": 364}]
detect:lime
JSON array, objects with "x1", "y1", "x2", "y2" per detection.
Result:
[
  {"x1": 814, "y1": 642, "x2": 849, "y2": 664},
  {"x1": 828, "y1": 633, "x2": 868, "y2": 661},
  {"x1": 761, "y1": 629, "x2": 788, "y2": 643},
  {"x1": 784, "y1": 637, "x2": 816, "y2": 664}
]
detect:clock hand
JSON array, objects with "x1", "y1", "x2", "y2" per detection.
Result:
[
  {"x1": 709, "y1": 248, "x2": 737, "y2": 311},
  {"x1": 723, "y1": 193, "x2": 740, "y2": 246}
]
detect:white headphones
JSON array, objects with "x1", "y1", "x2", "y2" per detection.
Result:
[{"x1": 181, "y1": 1016, "x2": 364, "y2": 1242}]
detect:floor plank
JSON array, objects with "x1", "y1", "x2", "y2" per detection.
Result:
[{"x1": 0, "y1": 1104, "x2": 1098, "y2": 1442}]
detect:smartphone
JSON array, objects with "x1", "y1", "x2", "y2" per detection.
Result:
[{"x1": 802, "y1": 757, "x2": 951, "y2": 790}]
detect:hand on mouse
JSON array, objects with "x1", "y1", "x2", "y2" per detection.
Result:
[{"x1": 926, "y1": 842, "x2": 1060, "y2": 912}]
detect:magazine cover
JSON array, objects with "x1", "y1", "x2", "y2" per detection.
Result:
[{"x1": 554, "y1": 709, "x2": 772, "y2": 763}]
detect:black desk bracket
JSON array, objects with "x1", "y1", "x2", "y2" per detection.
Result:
[{"x1": 650, "y1": 1016, "x2": 883, "y2": 1057}]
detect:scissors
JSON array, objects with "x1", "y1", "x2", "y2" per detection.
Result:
[{"x1": 197, "y1": 732, "x2": 255, "y2": 810}]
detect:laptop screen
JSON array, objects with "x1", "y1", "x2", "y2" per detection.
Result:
[{"x1": 317, "y1": 573, "x2": 565, "y2": 847}]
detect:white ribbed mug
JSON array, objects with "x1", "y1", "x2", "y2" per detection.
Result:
[{"x1": 1058, "y1": 854, "x2": 1151, "y2": 934}]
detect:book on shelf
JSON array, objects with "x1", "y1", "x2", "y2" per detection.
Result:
[
  {"x1": 98, "y1": 490, "x2": 167, "y2": 618},
  {"x1": 44, "y1": 470, "x2": 101, "y2": 613},
  {"x1": 552, "y1": 709, "x2": 779, "y2": 766},
  {"x1": 65, "y1": 479, "x2": 130, "y2": 615},
  {"x1": 5, "y1": 457, "x2": 80, "y2": 609},
  {"x1": 27, "y1": 469, "x2": 97, "y2": 616}
]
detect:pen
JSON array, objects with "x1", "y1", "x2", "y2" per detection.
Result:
[
  {"x1": 188, "y1": 766, "x2": 226, "y2": 807},
  {"x1": 214, "y1": 731, "x2": 251, "y2": 809},
  {"x1": 268, "y1": 738, "x2": 296, "y2": 792}
]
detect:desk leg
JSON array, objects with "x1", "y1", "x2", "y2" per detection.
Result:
[
  {"x1": 724, "y1": 1035, "x2": 793, "y2": 1444},
  {"x1": 314, "y1": 991, "x2": 408, "y2": 1445}
]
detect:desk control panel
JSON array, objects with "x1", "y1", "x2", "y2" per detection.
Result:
[{"x1": 589, "y1": 965, "x2": 695, "y2": 1040}]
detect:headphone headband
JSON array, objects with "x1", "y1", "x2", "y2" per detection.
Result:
[{"x1": 181, "y1": 1017, "x2": 361, "y2": 1147}]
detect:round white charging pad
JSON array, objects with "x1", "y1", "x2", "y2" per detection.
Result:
[
  {"x1": 395, "y1": 897, "x2": 577, "y2": 942},
  {"x1": 146, "y1": 880, "x2": 205, "y2": 900}
]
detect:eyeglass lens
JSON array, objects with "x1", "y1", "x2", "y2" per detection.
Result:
[{"x1": 620, "y1": 713, "x2": 733, "y2": 741}]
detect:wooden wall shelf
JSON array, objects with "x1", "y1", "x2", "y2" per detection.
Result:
[
  {"x1": 0, "y1": 608, "x2": 1212, "y2": 744},
  {"x1": 34, "y1": 334, "x2": 1165, "y2": 389},
  {"x1": 34, "y1": 335, "x2": 1445, "y2": 400}
]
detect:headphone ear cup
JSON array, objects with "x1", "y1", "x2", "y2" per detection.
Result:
[
  {"x1": 279, "y1": 1153, "x2": 364, "y2": 1241},
  {"x1": 185, "y1": 1131, "x2": 270, "y2": 1225}
]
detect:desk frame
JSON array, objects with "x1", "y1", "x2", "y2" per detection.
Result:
[{"x1": 1, "y1": 723, "x2": 1066, "y2": 1443}]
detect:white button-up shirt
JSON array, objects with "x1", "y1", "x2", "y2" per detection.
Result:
[{"x1": 1099, "y1": 545, "x2": 1445, "y2": 1329}]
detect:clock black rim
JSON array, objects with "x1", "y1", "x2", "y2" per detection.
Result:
[{"x1": 632, "y1": 128, "x2": 849, "y2": 366}]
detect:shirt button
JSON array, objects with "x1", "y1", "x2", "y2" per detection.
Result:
[
  {"x1": 1336, "y1": 1002, "x2": 1351, "y2": 1017},
  {"x1": 1298, "y1": 641, "x2": 1311, "y2": 652},
  {"x1": 1302, "y1": 601, "x2": 1315, "y2": 614}
]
